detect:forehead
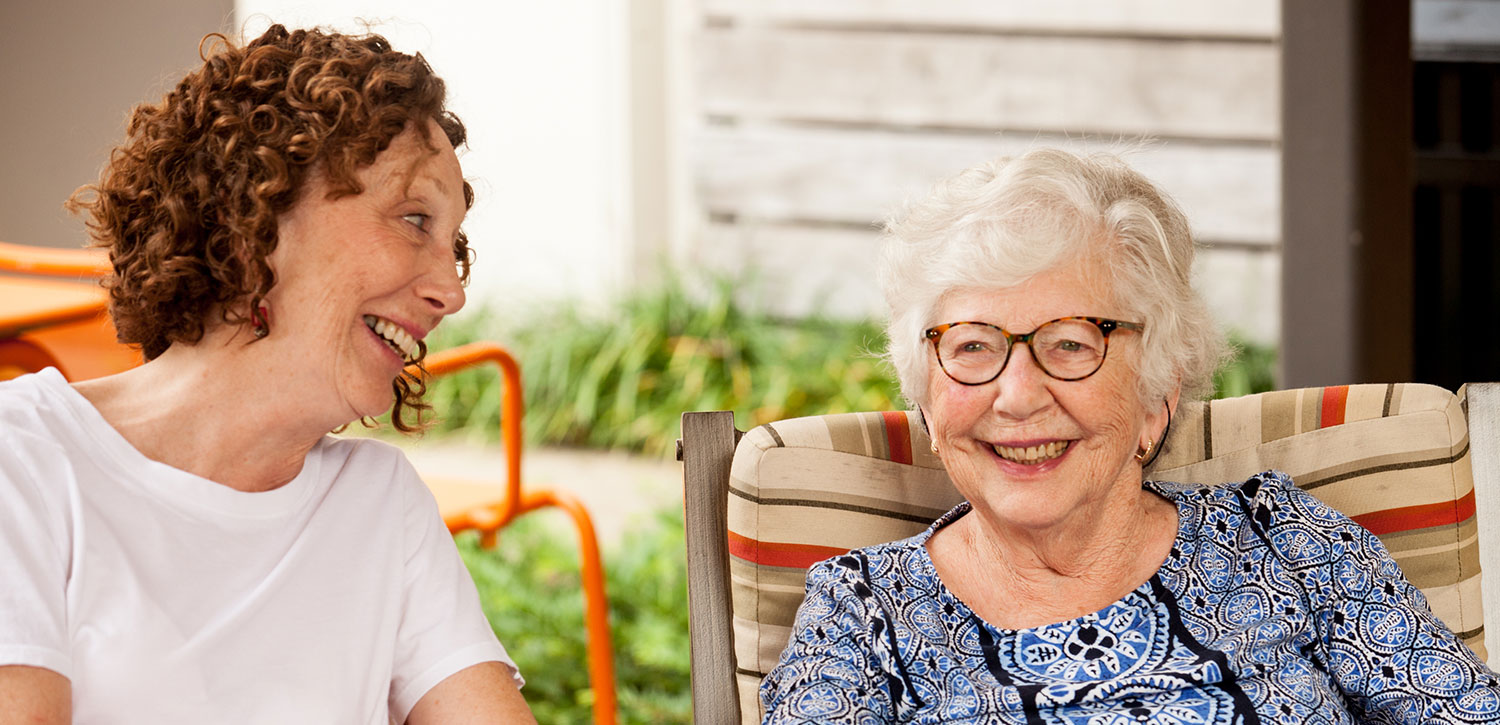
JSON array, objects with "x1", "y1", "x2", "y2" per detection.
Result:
[
  {"x1": 936, "y1": 258, "x2": 1123, "y2": 329},
  {"x1": 360, "y1": 119, "x2": 464, "y2": 204}
]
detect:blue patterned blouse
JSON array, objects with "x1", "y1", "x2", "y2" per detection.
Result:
[{"x1": 760, "y1": 471, "x2": 1500, "y2": 723}]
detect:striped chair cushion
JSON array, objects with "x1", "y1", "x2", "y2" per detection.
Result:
[{"x1": 725, "y1": 383, "x2": 1482, "y2": 723}]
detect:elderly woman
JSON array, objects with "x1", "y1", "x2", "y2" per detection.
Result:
[
  {"x1": 761, "y1": 149, "x2": 1499, "y2": 722},
  {"x1": 0, "y1": 26, "x2": 535, "y2": 723}
]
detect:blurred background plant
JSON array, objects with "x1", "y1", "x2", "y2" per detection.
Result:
[
  {"x1": 419, "y1": 269, "x2": 902, "y2": 457},
  {"x1": 459, "y1": 509, "x2": 690, "y2": 724}
]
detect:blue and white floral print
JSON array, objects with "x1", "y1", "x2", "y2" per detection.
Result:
[{"x1": 761, "y1": 471, "x2": 1500, "y2": 723}]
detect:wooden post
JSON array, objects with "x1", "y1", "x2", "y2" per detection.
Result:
[{"x1": 679, "y1": 411, "x2": 743, "y2": 723}]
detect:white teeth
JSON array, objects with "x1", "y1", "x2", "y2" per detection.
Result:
[
  {"x1": 991, "y1": 440, "x2": 1070, "y2": 464},
  {"x1": 362, "y1": 314, "x2": 419, "y2": 361}
]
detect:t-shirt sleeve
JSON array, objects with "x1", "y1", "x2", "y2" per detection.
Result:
[
  {"x1": 387, "y1": 465, "x2": 520, "y2": 722},
  {"x1": 0, "y1": 430, "x2": 74, "y2": 679},
  {"x1": 1255, "y1": 473, "x2": 1500, "y2": 722},
  {"x1": 760, "y1": 554, "x2": 897, "y2": 722}
]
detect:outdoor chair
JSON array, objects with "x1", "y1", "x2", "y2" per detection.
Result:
[
  {"x1": 414, "y1": 343, "x2": 619, "y2": 725},
  {"x1": 679, "y1": 382, "x2": 1500, "y2": 724}
]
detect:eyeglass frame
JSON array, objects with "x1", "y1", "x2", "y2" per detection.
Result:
[{"x1": 924, "y1": 316, "x2": 1145, "y2": 385}]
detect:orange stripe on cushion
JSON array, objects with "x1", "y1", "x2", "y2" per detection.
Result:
[
  {"x1": 1320, "y1": 385, "x2": 1349, "y2": 428},
  {"x1": 727, "y1": 531, "x2": 848, "y2": 568},
  {"x1": 883, "y1": 411, "x2": 912, "y2": 465},
  {"x1": 1352, "y1": 489, "x2": 1477, "y2": 536}
]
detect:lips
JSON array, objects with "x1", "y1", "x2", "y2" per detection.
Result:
[
  {"x1": 362, "y1": 314, "x2": 419, "y2": 362},
  {"x1": 990, "y1": 440, "x2": 1071, "y2": 464}
]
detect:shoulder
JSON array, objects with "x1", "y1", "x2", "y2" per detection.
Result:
[
  {"x1": 0, "y1": 370, "x2": 55, "y2": 412},
  {"x1": 1232, "y1": 470, "x2": 1354, "y2": 534},
  {"x1": 1152, "y1": 470, "x2": 1343, "y2": 526},
  {"x1": 1163, "y1": 470, "x2": 1369, "y2": 565},
  {"x1": 0, "y1": 371, "x2": 71, "y2": 441},
  {"x1": 0, "y1": 373, "x2": 84, "y2": 493}
]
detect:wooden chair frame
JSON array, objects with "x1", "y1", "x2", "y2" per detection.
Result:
[{"x1": 681, "y1": 384, "x2": 1500, "y2": 723}]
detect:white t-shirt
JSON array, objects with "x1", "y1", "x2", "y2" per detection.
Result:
[{"x1": 0, "y1": 369, "x2": 519, "y2": 724}]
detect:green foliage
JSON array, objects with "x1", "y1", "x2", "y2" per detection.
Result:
[
  {"x1": 422, "y1": 272, "x2": 902, "y2": 457},
  {"x1": 1212, "y1": 333, "x2": 1278, "y2": 399},
  {"x1": 458, "y1": 508, "x2": 691, "y2": 724}
]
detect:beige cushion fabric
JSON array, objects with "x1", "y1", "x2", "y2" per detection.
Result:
[{"x1": 725, "y1": 384, "x2": 1484, "y2": 723}]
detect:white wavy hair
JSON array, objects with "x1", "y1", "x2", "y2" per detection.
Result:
[{"x1": 880, "y1": 148, "x2": 1227, "y2": 409}]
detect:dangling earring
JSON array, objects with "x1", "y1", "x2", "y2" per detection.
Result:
[
  {"x1": 251, "y1": 305, "x2": 270, "y2": 339},
  {"x1": 1134, "y1": 438, "x2": 1155, "y2": 463}
]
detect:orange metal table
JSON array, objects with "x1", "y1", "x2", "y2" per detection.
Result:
[
  {"x1": 0, "y1": 275, "x2": 108, "y2": 339},
  {"x1": 0, "y1": 276, "x2": 120, "y2": 380}
]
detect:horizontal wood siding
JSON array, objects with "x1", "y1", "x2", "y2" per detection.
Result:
[
  {"x1": 701, "y1": 0, "x2": 1278, "y2": 39},
  {"x1": 694, "y1": 126, "x2": 1278, "y2": 247},
  {"x1": 687, "y1": 1, "x2": 1281, "y2": 343},
  {"x1": 699, "y1": 29, "x2": 1278, "y2": 140},
  {"x1": 699, "y1": 223, "x2": 1279, "y2": 342}
]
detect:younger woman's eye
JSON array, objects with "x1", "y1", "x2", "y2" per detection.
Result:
[{"x1": 403, "y1": 213, "x2": 430, "y2": 231}]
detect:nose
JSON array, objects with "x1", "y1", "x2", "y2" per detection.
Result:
[
  {"x1": 419, "y1": 251, "x2": 467, "y2": 317},
  {"x1": 990, "y1": 342, "x2": 1054, "y2": 420}
]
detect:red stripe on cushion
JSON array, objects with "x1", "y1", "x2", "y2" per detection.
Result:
[
  {"x1": 728, "y1": 531, "x2": 848, "y2": 569},
  {"x1": 1320, "y1": 385, "x2": 1349, "y2": 428},
  {"x1": 883, "y1": 411, "x2": 912, "y2": 465},
  {"x1": 1351, "y1": 489, "x2": 1477, "y2": 536}
]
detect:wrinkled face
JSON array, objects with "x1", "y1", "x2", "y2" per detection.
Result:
[
  {"x1": 924, "y1": 260, "x2": 1162, "y2": 533},
  {"x1": 264, "y1": 118, "x2": 467, "y2": 422}
]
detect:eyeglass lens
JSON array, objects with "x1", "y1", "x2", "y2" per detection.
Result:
[{"x1": 936, "y1": 319, "x2": 1110, "y2": 383}]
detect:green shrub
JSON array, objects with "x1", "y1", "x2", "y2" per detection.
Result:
[
  {"x1": 421, "y1": 272, "x2": 902, "y2": 456},
  {"x1": 1213, "y1": 333, "x2": 1278, "y2": 399},
  {"x1": 458, "y1": 508, "x2": 691, "y2": 724}
]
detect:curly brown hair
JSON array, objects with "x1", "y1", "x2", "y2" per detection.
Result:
[{"x1": 68, "y1": 24, "x2": 475, "y2": 432}]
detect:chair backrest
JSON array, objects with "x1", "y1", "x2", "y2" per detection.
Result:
[{"x1": 682, "y1": 382, "x2": 1495, "y2": 725}]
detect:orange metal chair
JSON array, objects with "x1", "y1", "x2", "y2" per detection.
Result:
[
  {"x1": 0, "y1": 241, "x2": 138, "y2": 381},
  {"x1": 415, "y1": 342, "x2": 618, "y2": 725}
]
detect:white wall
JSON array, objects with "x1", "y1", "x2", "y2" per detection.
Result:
[{"x1": 233, "y1": 2, "x2": 636, "y2": 312}]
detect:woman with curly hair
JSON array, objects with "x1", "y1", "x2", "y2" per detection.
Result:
[{"x1": 0, "y1": 25, "x2": 535, "y2": 723}]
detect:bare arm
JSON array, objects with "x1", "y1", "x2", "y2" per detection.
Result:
[
  {"x1": 405, "y1": 661, "x2": 534, "y2": 725},
  {"x1": 0, "y1": 666, "x2": 69, "y2": 725}
]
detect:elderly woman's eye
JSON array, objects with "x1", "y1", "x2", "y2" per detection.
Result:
[{"x1": 402, "y1": 213, "x2": 430, "y2": 231}]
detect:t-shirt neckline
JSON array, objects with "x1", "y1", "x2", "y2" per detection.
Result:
[{"x1": 29, "y1": 367, "x2": 320, "y2": 520}]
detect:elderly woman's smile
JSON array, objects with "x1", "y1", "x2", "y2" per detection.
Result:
[{"x1": 925, "y1": 262, "x2": 1158, "y2": 530}]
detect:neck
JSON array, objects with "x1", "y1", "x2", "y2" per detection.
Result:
[
  {"x1": 931, "y1": 480, "x2": 1178, "y2": 628},
  {"x1": 974, "y1": 483, "x2": 1172, "y2": 580},
  {"x1": 71, "y1": 327, "x2": 353, "y2": 492}
]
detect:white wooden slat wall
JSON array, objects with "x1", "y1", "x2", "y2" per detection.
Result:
[{"x1": 687, "y1": 0, "x2": 1281, "y2": 343}]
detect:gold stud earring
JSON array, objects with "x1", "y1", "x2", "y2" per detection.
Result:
[{"x1": 930, "y1": 440, "x2": 940, "y2": 455}]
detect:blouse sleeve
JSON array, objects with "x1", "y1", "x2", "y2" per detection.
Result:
[
  {"x1": 760, "y1": 554, "x2": 898, "y2": 723},
  {"x1": 1261, "y1": 475, "x2": 1500, "y2": 722}
]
